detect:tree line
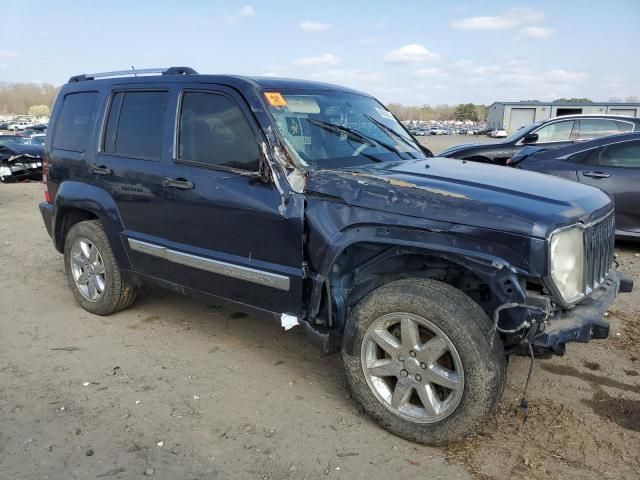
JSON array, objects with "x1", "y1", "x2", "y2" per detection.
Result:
[
  {"x1": 0, "y1": 82, "x2": 59, "y2": 116},
  {"x1": 387, "y1": 103, "x2": 488, "y2": 122}
]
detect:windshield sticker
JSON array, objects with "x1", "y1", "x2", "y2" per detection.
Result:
[
  {"x1": 264, "y1": 92, "x2": 288, "y2": 107},
  {"x1": 375, "y1": 107, "x2": 394, "y2": 120},
  {"x1": 286, "y1": 117, "x2": 303, "y2": 136}
]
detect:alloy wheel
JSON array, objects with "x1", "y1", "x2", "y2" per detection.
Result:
[{"x1": 360, "y1": 312, "x2": 464, "y2": 423}]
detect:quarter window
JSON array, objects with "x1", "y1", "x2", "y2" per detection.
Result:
[
  {"x1": 534, "y1": 121, "x2": 575, "y2": 143},
  {"x1": 595, "y1": 140, "x2": 640, "y2": 168},
  {"x1": 177, "y1": 92, "x2": 260, "y2": 171},
  {"x1": 615, "y1": 121, "x2": 634, "y2": 133},
  {"x1": 577, "y1": 119, "x2": 621, "y2": 140},
  {"x1": 52, "y1": 92, "x2": 99, "y2": 152},
  {"x1": 103, "y1": 91, "x2": 169, "y2": 159}
]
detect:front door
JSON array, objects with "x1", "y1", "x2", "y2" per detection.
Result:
[{"x1": 161, "y1": 85, "x2": 305, "y2": 314}]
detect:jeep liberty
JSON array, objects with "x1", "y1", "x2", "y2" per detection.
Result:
[{"x1": 39, "y1": 67, "x2": 633, "y2": 445}]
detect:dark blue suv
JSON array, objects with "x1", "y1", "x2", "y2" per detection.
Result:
[{"x1": 40, "y1": 67, "x2": 632, "y2": 445}]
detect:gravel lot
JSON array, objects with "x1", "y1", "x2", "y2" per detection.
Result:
[{"x1": 1, "y1": 173, "x2": 639, "y2": 479}]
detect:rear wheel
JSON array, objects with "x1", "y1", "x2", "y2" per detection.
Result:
[
  {"x1": 64, "y1": 220, "x2": 137, "y2": 315},
  {"x1": 343, "y1": 278, "x2": 506, "y2": 445}
]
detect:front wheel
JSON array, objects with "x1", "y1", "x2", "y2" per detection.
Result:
[{"x1": 342, "y1": 278, "x2": 506, "y2": 445}]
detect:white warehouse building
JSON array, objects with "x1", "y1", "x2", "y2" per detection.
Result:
[{"x1": 487, "y1": 101, "x2": 640, "y2": 133}]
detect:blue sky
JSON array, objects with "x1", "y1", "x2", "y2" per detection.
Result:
[{"x1": 0, "y1": 0, "x2": 638, "y2": 105}]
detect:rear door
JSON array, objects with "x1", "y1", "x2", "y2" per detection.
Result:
[
  {"x1": 92, "y1": 86, "x2": 173, "y2": 278},
  {"x1": 575, "y1": 118, "x2": 633, "y2": 141},
  {"x1": 160, "y1": 84, "x2": 305, "y2": 314},
  {"x1": 577, "y1": 139, "x2": 640, "y2": 233}
]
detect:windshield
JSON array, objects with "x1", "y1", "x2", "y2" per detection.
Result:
[
  {"x1": 263, "y1": 89, "x2": 427, "y2": 169},
  {"x1": 502, "y1": 122, "x2": 541, "y2": 143}
]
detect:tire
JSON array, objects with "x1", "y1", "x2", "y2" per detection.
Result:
[
  {"x1": 342, "y1": 278, "x2": 506, "y2": 446},
  {"x1": 63, "y1": 220, "x2": 138, "y2": 315}
]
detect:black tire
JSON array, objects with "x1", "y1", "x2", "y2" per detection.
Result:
[
  {"x1": 342, "y1": 278, "x2": 506, "y2": 446},
  {"x1": 64, "y1": 220, "x2": 138, "y2": 315}
]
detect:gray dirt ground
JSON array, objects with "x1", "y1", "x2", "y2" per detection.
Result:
[{"x1": 1, "y1": 166, "x2": 639, "y2": 479}]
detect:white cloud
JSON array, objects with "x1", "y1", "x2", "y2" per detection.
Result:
[
  {"x1": 293, "y1": 53, "x2": 339, "y2": 66},
  {"x1": 224, "y1": 5, "x2": 255, "y2": 23},
  {"x1": 0, "y1": 49, "x2": 18, "y2": 58},
  {"x1": 237, "y1": 5, "x2": 255, "y2": 17},
  {"x1": 520, "y1": 26, "x2": 553, "y2": 39},
  {"x1": 470, "y1": 62, "x2": 587, "y2": 87},
  {"x1": 299, "y1": 21, "x2": 331, "y2": 32},
  {"x1": 384, "y1": 44, "x2": 439, "y2": 64},
  {"x1": 452, "y1": 7, "x2": 543, "y2": 30}
]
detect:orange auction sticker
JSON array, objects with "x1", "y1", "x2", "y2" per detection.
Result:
[{"x1": 264, "y1": 92, "x2": 287, "y2": 107}]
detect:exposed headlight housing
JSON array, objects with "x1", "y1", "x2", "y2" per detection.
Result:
[{"x1": 549, "y1": 226, "x2": 584, "y2": 305}]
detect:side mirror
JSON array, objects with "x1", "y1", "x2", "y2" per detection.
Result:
[{"x1": 522, "y1": 133, "x2": 538, "y2": 144}]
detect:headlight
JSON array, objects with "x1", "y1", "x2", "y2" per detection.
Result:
[{"x1": 549, "y1": 226, "x2": 584, "y2": 304}]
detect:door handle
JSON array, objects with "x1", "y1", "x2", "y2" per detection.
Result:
[
  {"x1": 162, "y1": 177, "x2": 194, "y2": 190},
  {"x1": 90, "y1": 164, "x2": 112, "y2": 176},
  {"x1": 581, "y1": 171, "x2": 610, "y2": 179}
]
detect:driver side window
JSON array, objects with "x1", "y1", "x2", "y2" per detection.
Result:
[
  {"x1": 533, "y1": 120, "x2": 575, "y2": 143},
  {"x1": 177, "y1": 92, "x2": 261, "y2": 172}
]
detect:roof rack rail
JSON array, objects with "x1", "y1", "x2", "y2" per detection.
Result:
[{"x1": 68, "y1": 66, "x2": 198, "y2": 83}]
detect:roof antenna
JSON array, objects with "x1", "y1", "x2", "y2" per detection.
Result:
[{"x1": 131, "y1": 65, "x2": 137, "y2": 77}]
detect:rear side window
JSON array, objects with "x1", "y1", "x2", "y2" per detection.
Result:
[
  {"x1": 177, "y1": 92, "x2": 260, "y2": 171},
  {"x1": 595, "y1": 140, "x2": 640, "y2": 168},
  {"x1": 615, "y1": 121, "x2": 634, "y2": 133},
  {"x1": 104, "y1": 91, "x2": 168, "y2": 159},
  {"x1": 576, "y1": 119, "x2": 620, "y2": 140},
  {"x1": 52, "y1": 91, "x2": 98, "y2": 152},
  {"x1": 534, "y1": 120, "x2": 575, "y2": 143}
]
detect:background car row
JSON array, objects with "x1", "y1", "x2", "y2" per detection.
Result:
[{"x1": 437, "y1": 114, "x2": 640, "y2": 239}]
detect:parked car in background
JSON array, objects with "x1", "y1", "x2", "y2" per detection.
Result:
[
  {"x1": 508, "y1": 132, "x2": 640, "y2": 241},
  {"x1": 30, "y1": 133, "x2": 46, "y2": 145},
  {"x1": 8, "y1": 120, "x2": 33, "y2": 131},
  {"x1": 440, "y1": 115, "x2": 640, "y2": 165},
  {"x1": 0, "y1": 135, "x2": 43, "y2": 182},
  {"x1": 489, "y1": 128, "x2": 508, "y2": 138}
]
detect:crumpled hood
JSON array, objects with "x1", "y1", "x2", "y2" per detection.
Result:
[
  {"x1": 305, "y1": 157, "x2": 613, "y2": 238},
  {"x1": 0, "y1": 143, "x2": 43, "y2": 158}
]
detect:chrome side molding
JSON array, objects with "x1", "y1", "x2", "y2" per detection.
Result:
[{"x1": 128, "y1": 238, "x2": 290, "y2": 291}]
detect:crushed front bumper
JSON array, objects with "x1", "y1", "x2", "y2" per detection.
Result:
[{"x1": 533, "y1": 270, "x2": 633, "y2": 349}]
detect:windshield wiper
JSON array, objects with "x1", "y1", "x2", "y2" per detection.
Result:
[
  {"x1": 307, "y1": 119, "x2": 403, "y2": 156},
  {"x1": 364, "y1": 114, "x2": 421, "y2": 155}
]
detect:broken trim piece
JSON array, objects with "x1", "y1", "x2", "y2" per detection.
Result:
[{"x1": 280, "y1": 313, "x2": 299, "y2": 330}]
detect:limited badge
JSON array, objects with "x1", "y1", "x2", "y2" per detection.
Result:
[{"x1": 264, "y1": 92, "x2": 287, "y2": 107}]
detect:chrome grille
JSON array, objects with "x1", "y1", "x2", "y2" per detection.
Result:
[{"x1": 584, "y1": 213, "x2": 615, "y2": 293}]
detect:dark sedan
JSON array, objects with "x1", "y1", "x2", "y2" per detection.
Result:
[
  {"x1": 0, "y1": 136, "x2": 44, "y2": 182},
  {"x1": 509, "y1": 132, "x2": 640, "y2": 240},
  {"x1": 440, "y1": 115, "x2": 640, "y2": 165}
]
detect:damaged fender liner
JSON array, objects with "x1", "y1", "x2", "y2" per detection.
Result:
[{"x1": 533, "y1": 270, "x2": 633, "y2": 348}]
